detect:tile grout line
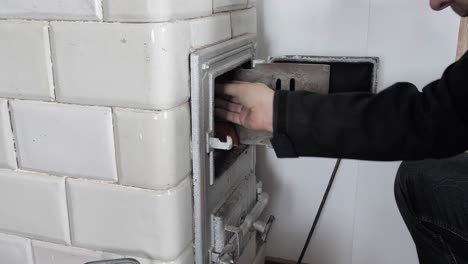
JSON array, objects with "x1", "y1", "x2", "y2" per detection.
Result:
[
  {"x1": 5, "y1": 100, "x2": 20, "y2": 170},
  {"x1": 110, "y1": 107, "x2": 121, "y2": 185},
  {"x1": 0, "y1": 9, "x2": 255, "y2": 25},
  {"x1": 46, "y1": 21, "x2": 57, "y2": 102},
  {"x1": 1, "y1": 96, "x2": 190, "y2": 113},
  {"x1": 64, "y1": 177, "x2": 74, "y2": 247}
]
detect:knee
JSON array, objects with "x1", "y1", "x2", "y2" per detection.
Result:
[
  {"x1": 394, "y1": 160, "x2": 433, "y2": 207},
  {"x1": 394, "y1": 162, "x2": 411, "y2": 205}
]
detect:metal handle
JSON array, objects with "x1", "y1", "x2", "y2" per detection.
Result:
[
  {"x1": 254, "y1": 215, "x2": 276, "y2": 242},
  {"x1": 214, "y1": 192, "x2": 272, "y2": 263}
]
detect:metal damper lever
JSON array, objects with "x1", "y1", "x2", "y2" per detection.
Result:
[{"x1": 231, "y1": 63, "x2": 331, "y2": 146}]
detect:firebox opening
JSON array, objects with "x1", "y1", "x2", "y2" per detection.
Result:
[{"x1": 213, "y1": 62, "x2": 252, "y2": 179}]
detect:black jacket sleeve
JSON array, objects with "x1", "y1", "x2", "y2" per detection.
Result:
[{"x1": 271, "y1": 51, "x2": 468, "y2": 161}]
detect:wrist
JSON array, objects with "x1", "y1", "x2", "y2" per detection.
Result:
[{"x1": 263, "y1": 90, "x2": 274, "y2": 132}]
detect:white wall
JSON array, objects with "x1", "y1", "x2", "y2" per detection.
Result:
[{"x1": 256, "y1": 0, "x2": 460, "y2": 263}]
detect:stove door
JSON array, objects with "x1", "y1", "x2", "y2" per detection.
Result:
[
  {"x1": 191, "y1": 35, "x2": 261, "y2": 264},
  {"x1": 191, "y1": 36, "x2": 379, "y2": 264}
]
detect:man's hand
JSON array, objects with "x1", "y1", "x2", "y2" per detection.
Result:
[{"x1": 215, "y1": 81, "x2": 274, "y2": 132}]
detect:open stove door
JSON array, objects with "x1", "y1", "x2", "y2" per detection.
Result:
[
  {"x1": 191, "y1": 35, "x2": 379, "y2": 264},
  {"x1": 191, "y1": 35, "x2": 263, "y2": 264}
]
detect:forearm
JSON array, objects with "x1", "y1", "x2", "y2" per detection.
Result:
[{"x1": 272, "y1": 79, "x2": 468, "y2": 161}]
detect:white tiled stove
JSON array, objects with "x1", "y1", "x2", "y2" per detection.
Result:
[{"x1": 0, "y1": 1, "x2": 261, "y2": 264}]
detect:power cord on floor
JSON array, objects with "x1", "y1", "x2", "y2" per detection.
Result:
[{"x1": 296, "y1": 158, "x2": 342, "y2": 264}]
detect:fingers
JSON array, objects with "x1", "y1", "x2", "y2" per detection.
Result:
[
  {"x1": 215, "y1": 94, "x2": 241, "y2": 104},
  {"x1": 215, "y1": 82, "x2": 247, "y2": 97},
  {"x1": 215, "y1": 98, "x2": 243, "y2": 113},
  {"x1": 215, "y1": 108, "x2": 242, "y2": 125}
]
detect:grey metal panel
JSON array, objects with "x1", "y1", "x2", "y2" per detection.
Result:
[
  {"x1": 212, "y1": 173, "x2": 257, "y2": 253},
  {"x1": 234, "y1": 63, "x2": 330, "y2": 94},
  {"x1": 268, "y1": 55, "x2": 380, "y2": 93}
]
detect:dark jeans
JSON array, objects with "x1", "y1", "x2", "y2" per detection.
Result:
[{"x1": 395, "y1": 153, "x2": 468, "y2": 264}]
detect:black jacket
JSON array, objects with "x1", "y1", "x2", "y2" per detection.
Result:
[{"x1": 271, "y1": 51, "x2": 468, "y2": 161}]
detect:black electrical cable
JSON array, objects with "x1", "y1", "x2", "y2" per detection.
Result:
[{"x1": 296, "y1": 158, "x2": 342, "y2": 264}]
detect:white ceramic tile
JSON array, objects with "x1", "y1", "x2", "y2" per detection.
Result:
[
  {"x1": 10, "y1": 100, "x2": 117, "y2": 181},
  {"x1": 367, "y1": 0, "x2": 459, "y2": 90},
  {"x1": 0, "y1": 233, "x2": 33, "y2": 264},
  {"x1": 0, "y1": 21, "x2": 54, "y2": 101},
  {"x1": 103, "y1": 0, "x2": 212, "y2": 22},
  {"x1": 67, "y1": 178, "x2": 193, "y2": 260},
  {"x1": 214, "y1": 0, "x2": 248, "y2": 12},
  {"x1": 231, "y1": 8, "x2": 257, "y2": 37},
  {"x1": 114, "y1": 104, "x2": 191, "y2": 190},
  {"x1": 0, "y1": 0, "x2": 102, "y2": 21},
  {"x1": 32, "y1": 240, "x2": 121, "y2": 264},
  {"x1": 0, "y1": 100, "x2": 16, "y2": 169},
  {"x1": 190, "y1": 13, "x2": 232, "y2": 49},
  {"x1": 51, "y1": 21, "x2": 190, "y2": 110},
  {"x1": 0, "y1": 170, "x2": 70, "y2": 244}
]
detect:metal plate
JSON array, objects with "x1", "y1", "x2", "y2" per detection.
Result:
[
  {"x1": 234, "y1": 63, "x2": 330, "y2": 94},
  {"x1": 269, "y1": 55, "x2": 379, "y2": 93}
]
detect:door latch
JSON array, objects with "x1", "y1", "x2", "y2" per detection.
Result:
[{"x1": 207, "y1": 134, "x2": 233, "y2": 152}]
